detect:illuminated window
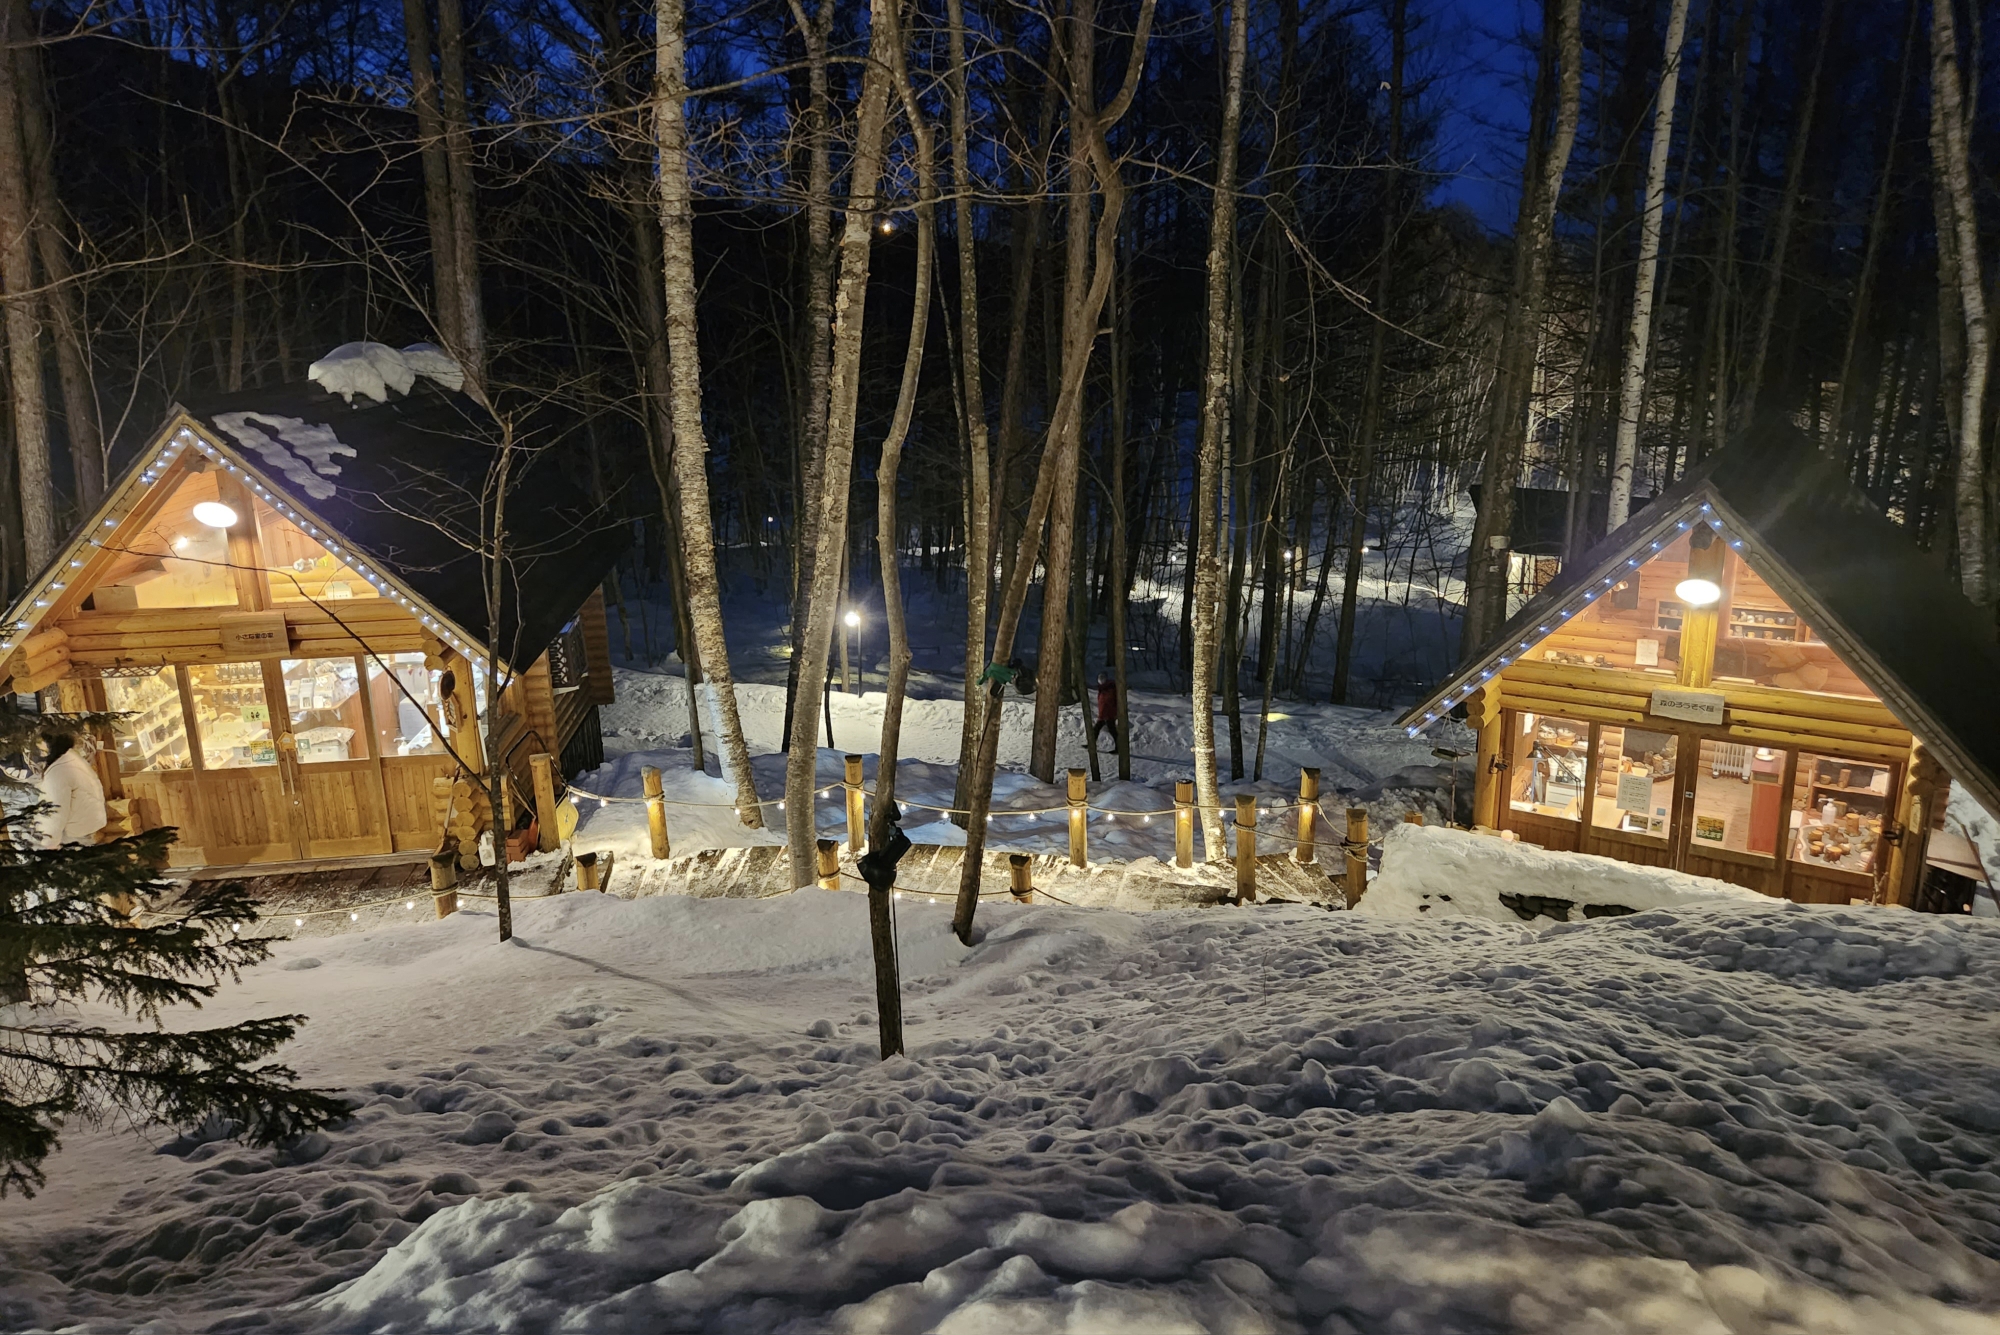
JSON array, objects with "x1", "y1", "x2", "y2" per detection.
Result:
[
  {"x1": 367, "y1": 653, "x2": 447, "y2": 756},
  {"x1": 1592, "y1": 726, "x2": 1677, "y2": 840},
  {"x1": 282, "y1": 657, "x2": 367, "y2": 761},
  {"x1": 1507, "y1": 712, "x2": 1588, "y2": 821},
  {"x1": 1789, "y1": 753, "x2": 1889, "y2": 875},
  {"x1": 256, "y1": 500, "x2": 372, "y2": 603},
  {"x1": 185, "y1": 662, "x2": 278, "y2": 768},
  {"x1": 1687, "y1": 740, "x2": 1785, "y2": 857},
  {"x1": 1528, "y1": 530, "x2": 1879, "y2": 698},
  {"x1": 90, "y1": 470, "x2": 239, "y2": 610},
  {"x1": 103, "y1": 668, "x2": 191, "y2": 774}
]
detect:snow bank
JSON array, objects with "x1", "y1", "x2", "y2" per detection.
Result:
[{"x1": 1360, "y1": 821, "x2": 1769, "y2": 922}]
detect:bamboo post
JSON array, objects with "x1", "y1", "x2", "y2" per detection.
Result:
[
  {"x1": 816, "y1": 837, "x2": 841, "y2": 890},
  {"x1": 1296, "y1": 767, "x2": 1319, "y2": 864},
  {"x1": 530, "y1": 753, "x2": 559, "y2": 853},
  {"x1": 1008, "y1": 852, "x2": 1033, "y2": 902},
  {"x1": 1067, "y1": 768, "x2": 1087, "y2": 866},
  {"x1": 575, "y1": 852, "x2": 600, "y2": 891},
  {"x1": 1235, "y1": 794, "x2": 1257, "y2": 901},
  {"x1": 1345, "y1": 807, "x2": 1369, "y2": 907},
  {"x1": 1174, "y1": 780, "x2": 1194, "y2": 868},
  {"x1": 429, "y1": 850, "x2": 458, "y2": 918},
  {"x1": 845, "y1": 754, "x2": 866, "y2": 854},
  {"x1": 642, "y1": 766, "x2": 671, "y2": 860}
]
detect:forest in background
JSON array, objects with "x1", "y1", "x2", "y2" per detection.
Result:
[{"x1": 0, "y1": 0, "x2": 1992, "y2": 890}]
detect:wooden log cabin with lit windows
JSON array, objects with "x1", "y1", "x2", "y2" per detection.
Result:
[
  {"x1": 0, "y1": 366, "x2": 622, "y2": 869},
  {"x1": 1407, "y1": 430, "x2": 2000, "y2": 908}
]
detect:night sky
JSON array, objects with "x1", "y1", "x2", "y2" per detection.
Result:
[{"x1": 1419, "y1": 0, "x2": 1537, "y2": 230}]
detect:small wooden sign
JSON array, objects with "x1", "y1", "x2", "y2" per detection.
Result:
[
  {"x1": 218, "y1": 611, "x2": 289, "y2": 658},
  {"x1": 1649, "y1": 687, "x2": 1725, "y2": 725}
]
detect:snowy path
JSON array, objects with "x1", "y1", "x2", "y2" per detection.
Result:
[{"x1": 7, "y1": 891, "x2": 2000, "y2": 1332}]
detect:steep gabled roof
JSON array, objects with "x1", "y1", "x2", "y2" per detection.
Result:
[
  {"x1": 1, "y1": 379, "x2": 625, "y2": 678},
  {"x1": 1405, "y1": 431, "x2": 2000, "y2": 816}
]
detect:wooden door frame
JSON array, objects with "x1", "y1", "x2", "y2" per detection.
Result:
[{"x1": 276, "y1": 652, "x2": 396, "y2": 859}]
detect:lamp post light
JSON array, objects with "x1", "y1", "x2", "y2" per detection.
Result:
[{"x1": 844, "y1": 608, "x2": 861, "y2": 694}]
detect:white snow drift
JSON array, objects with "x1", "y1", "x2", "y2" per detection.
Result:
[{"x1": 1362, "y1": 821, "x2": 1769, "y2": 922}]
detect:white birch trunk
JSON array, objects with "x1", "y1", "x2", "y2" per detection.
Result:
[
  {"x1": 1606, "y1": 0, "x2": 1690, "y2": 531},
  {"x1": 1929, "y1": 0, "x2": 1992, "y2": 609},
  {"x1": 781, "y1": 0, "x2": 899, "y2": 888},
  {"x1": 0, "y1": 0, "x2": 52, "y2": 569},
  {"x1": 1190, "y1": 0, "x2": 1249, "y2": 859},
  {"x1": 945, "y1": 0, "x2": 993, "y2": 806},
  {"x1": 655, "y1": 0, "x2": 763, "y2": 826},
  {"x1": 871, "y1": 1, "x2": 934, "y2": 843}
]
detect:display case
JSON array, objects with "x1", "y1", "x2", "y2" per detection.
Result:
[
  {"x1": 104, "y1": 667, "x2": 192, "y2": 773},
  {"x1": 1508, "y1": 713, "x2": 1590, "y2": 820},
  {"x1": 1788, "y1": 754, "x2": 1888, "y2": 874},
  {"x1": 185, "y1": 662, "x2": 277, "y2": 769}
]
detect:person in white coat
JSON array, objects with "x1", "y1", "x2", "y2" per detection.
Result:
[{"x1": 39, "y1": 731, "x2": 108, "y2": 848}]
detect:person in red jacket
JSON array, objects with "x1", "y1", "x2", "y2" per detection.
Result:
[{"x1": 1092, "y1": 674, "x2": 1119, "y2": 748}]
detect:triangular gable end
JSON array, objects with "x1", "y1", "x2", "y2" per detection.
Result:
[
  {"x1": 1407, "y1": 439, "x2": 2000, "y2": 819},
  {"x1": 0, "y1": 417, "x2": 491, "y2": 696}
]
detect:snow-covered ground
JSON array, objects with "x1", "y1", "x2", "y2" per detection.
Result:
[
  {"x1": 9, "y1": 887, "x2": 2000, "y2": 1332},
  {"x1": 581, "y1": 668, "x2": 1478, "y2": 869}
]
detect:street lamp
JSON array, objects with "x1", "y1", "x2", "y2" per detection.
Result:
[{"x1": 844, "y1": 609, "x2": 862, "y2": 693}]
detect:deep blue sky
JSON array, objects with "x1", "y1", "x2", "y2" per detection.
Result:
[{"x1": 1419, "y1": 0, "x2": 1538, "y2": 230}]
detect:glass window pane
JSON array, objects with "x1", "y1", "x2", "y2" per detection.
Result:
[
  {"x1": 256, "y1": 498, "x2": 374, "y2": 604},
  {"x1": 1592, "y1": 726, "x2": 1677, "y2": 840},
  {"x1": 1789, "y1": 753, "x2": 1889, "y2": 874},
  {"x1": 1507, "y1": 712, "x2": 1588, "y2": 820},
  {"x1": 186, "y1": 662, "x2": 278, "y2": 768},
  {"x1": 282, "y1": 657, "x2": 366, "y2": 761},
  {"x1": 104, "y1": 667, "x2": 191, "y2": 774},
  {"x1": 91, "y1": 470, "x2": 240, "y2": 610},
  {"x1": 1689, "y1": 740, "x2": 1785, "y2": 858},
  {"x1": 368, "y1": 653, "x2": 446, "y2": 756}
]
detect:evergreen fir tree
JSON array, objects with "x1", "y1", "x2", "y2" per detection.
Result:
[{"x1": 0, "y1": 704, "x2": 346, "y2": 1196}]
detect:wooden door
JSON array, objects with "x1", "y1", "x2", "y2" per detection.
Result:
[
  {"x1": 182, "y1": 661, "x2": 297, "y2": 864},
  {"x1": 1674, "y1": 730, "x2": 1784, "y2": 896},
  {"x1": 276, "y1": 655, "x2": 393, "y2": 859}
]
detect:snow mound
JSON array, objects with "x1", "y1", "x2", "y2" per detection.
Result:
[
  {"x1": 308, "y1": 340, "x2": 464, "y2": 403},
  {"x1": 1360, "y1": 821, "x2": 1768, "y2": 922}
]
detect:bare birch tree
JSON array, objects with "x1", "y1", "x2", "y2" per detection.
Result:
[
  {"x1": 1460, "y1": 0, "x2": 1582, "y2": 659},
  {"x1": 782, "y1": 0, "x2": 900, "y2": 887},
  {"x1": 655, "y1": 0, "x2": 762, "y2": 826},
  {"x1": 951, "y1": 0, "x2": 1155, "y2": 942},
  {"x1": 945, "y1": 0, "x2": 994, "y2": 802},
  {"x1": 1188, "y1": 0, "x2": 1250, "y2": 859},
  {"x1": 871, "y1": 0, "x2": 935, "y2": 841},
  {"x1": 0, "y1": 0, "x2": 51, "y2": 568},
  {"x1": 1605, "y1": 0, "x2": 1690, "y2": 531},
  {"x1": 1929, "y1": 0, "x2": 1992, "y2": 610}
]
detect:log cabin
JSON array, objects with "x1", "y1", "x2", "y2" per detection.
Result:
[
  {"x1": 1406, "y1": 430, "x2": 2000, "y2": 908},
  {"x1": 0, "y1": 368, "x2": 623, "y2": 869}
]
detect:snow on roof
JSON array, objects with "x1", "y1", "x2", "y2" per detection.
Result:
[
  {"x1": 212, "y1": 411, "x2": 356, "y2": 500},
  {"x1": 307, "y1": 340, "x2": 464, "y2": 404}
]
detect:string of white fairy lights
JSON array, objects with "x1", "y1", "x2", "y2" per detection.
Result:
[{"x1": 1407, "y1": 503, "x2": 1743, "y2": 739}]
